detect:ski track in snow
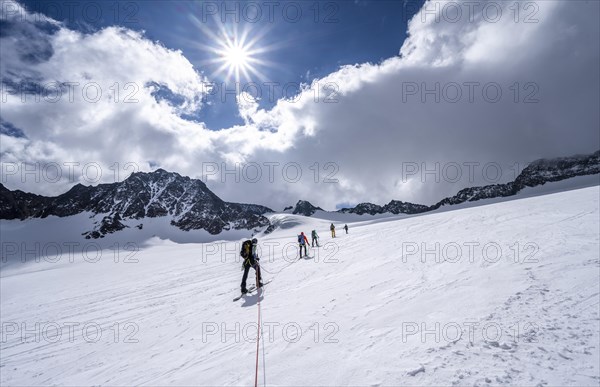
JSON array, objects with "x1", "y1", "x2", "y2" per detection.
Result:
[{"x1": 1, "y1": 185, "x2": 599, "y2": 386}]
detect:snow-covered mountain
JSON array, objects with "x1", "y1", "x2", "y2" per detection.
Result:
[
  {"x1": 1, "y1": 151, "x2": 598, "y2": 239},
  {"x1": 340, "y1": 150, "x2": 600, "y2": 215},
  {"x1": 0, "y1": 169, "x2": 273, "y2": 238},
  {"x1": 1, "y1": 183, "x2": 598, "y2": 385}
]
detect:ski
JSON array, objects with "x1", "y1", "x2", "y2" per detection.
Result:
[
  {"x1": 233, "y1": 285, "x2": 256, "y2": 302},
  {"x1": 254, "y1": 279, "x2": 273, "y2": 295},
  {"x1": 232, "y1": 279, "x2": 273, "y2": 301},
  {"x1": 258, "y1": 279, "x2": 272, "y2": 288}
]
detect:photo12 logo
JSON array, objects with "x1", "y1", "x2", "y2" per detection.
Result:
[
  {"x1": 401, "y1": 320, "x2": 539, "y2": 345},
  {"x1": 199, "y1": 240, "x2": 340, "y2": 264},
  {"x1": 401, "y1": 161, "x2": 528, "y2": 184},
  {"x1": 403, "y1": 1, "x2": 540, "y2": 24},
  {"x1": 1, "y1": 0, "x2": 139, "y2": 25},
  {"x1": 1, "y1": 321, "x2": 139, "y2": 344},
  {"x1": 1, "y1": 162, "x2": 141, "y2": 185},
  {"x1": 201, "y1": 321, "x2": 339, "y2": 344},
  {"x1": 202, "y1": 80, "x2": 340, "y2": 104},
  {"x1": 401, "y1": 241, "x2": 540, "y2": 264},
  {"x1": 1, "y1": 242, "x2": 139, "y2": 264},
  {"x1": 400, "y1": 81, "x2": 540, "y2": 104},
  {"x1": 200, "y1": 161, "x2": 340, "y2": 184},
  {"x1": 1, "y1": 81, "x2": 141, "y2": 104},
  {"x1": 191, "y1": 1, "x2": 340, "y2": 24}
]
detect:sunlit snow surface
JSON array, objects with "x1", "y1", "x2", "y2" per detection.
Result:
[{"x1": 1, "y1": 181, "x2": 599, "y2": 386}]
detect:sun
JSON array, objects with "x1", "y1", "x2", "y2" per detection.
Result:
[
  {"x1": 189, "y1": 17, "x2": 278, "y2": 86},
  {"x1": 223, "y1": 45, "x2": 249, "y2": 69},
  {"x1": 215, "y1": 40, "x2": 256, "y2": 84}
]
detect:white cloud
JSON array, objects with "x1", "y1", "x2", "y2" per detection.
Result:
[{"x1": 1, "y1": 0, "x2": 598, "y2": 210}]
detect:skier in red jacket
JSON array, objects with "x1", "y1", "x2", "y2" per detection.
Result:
[{"x1": 298, "y1": 232, "x2": 310, "y2": 258}]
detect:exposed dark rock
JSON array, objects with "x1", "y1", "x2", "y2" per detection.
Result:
[
  {"x1": 1, "y1": 169, "x2": 274, "y2": 238},
  {"x1": 339, "y1": 150, "x2": 599, "y2": 215},
  {"x1": 292, "y1": 200, "x2": 323, "y2": 216}
]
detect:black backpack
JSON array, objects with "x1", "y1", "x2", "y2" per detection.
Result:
[{"x1": 240, "y1": 240, "x2": 252, "y2": 258}]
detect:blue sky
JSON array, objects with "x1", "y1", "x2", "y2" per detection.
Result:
[{"x1": 20, "y1": 0, "x2": 424, "y2": 129}]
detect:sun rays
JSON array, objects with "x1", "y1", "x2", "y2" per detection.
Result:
[{"x1": 188, "y1": 14, "x2": 279, "y2": 87}]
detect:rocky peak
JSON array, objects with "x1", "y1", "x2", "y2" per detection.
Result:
[
  {"x1": 292, "y1": 200, "x2": 323, "y2": 216},
  {"x1": 0, "y1": 169, "x2": 274, "y2": 238}
]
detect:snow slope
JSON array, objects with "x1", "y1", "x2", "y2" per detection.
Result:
[{"x1": 1, "y1": 185, "x2": 599, "y2": 386}]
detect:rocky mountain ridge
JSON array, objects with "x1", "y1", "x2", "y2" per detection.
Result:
[
  {"x1": 1, "y1": 151, "x2": 598, "y2": 238},
  {"x1": 0, "y1": 169, "x2": 273, "y2": 238},
  {"x1": 339, "y1": 150, "x2": 600, "y2": 215}
]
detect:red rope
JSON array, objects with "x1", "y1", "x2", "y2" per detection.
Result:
[{"x1": 254, "y1": 264, "x2": 261, "y2": 387}]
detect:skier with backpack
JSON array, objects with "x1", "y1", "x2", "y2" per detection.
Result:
[
  {"x1": 240, "y1": 238, "x2": 263, "y2": 294},
  {"x1": 330, "y1": 223, "x2": 336, "y2": 238},
  {"x1": 298, "y1": 232, "x2": 310, "y2": 258},
  {"x1": 344, "y1": 224, "x2": 349, "y2": 234},
  {"x1": 311, "y1": 229, "x2": 320, "y2": 247}
]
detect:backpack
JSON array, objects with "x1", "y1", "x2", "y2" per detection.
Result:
[
  {"x1": 297, "y1": 234, "x2": 304, "y2": 244},
  {"x1": 240, "y1": 240, "x2": 252, "y2": 258}
]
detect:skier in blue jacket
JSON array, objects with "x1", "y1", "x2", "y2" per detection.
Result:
[{"x1": 298, "y1": 232, "x2": 310, "y2": 258}]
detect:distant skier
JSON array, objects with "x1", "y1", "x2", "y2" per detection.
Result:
[
  {"x1": 240, "y1": 238, "x2": 263, "y2": 294},
  {"x1": 330, "y1": 223, "x2": 336, "y2": 238},
  {"x1": 298, "y1": 232, "x2": 310, "y2": 258},
  {"x1": 344, "y1": 224, "x2": 348, "y2": 234},
  {"x1": 311, "y1": 229, "x2": 320, "y2": 247}
]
